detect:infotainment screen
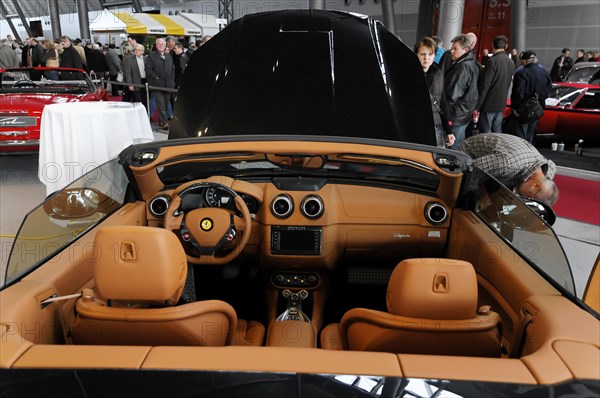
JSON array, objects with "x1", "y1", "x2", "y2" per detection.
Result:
[{"x1": 271, "y1": 226, "x2": 322, "y2": 255}]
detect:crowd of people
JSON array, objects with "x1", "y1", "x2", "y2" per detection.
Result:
[
  {"x1": 549, "y1": 48, "x2": 600, "y2": 82},
  {"x1": 415, "y1": 35, "x2": 599, "y2": 147},
  {"x1": 413, "y1": 33, "x2": 570, "y2": 205},
  {"x1": 0, "y1": 33, "x2": 211, "y2": 131}
]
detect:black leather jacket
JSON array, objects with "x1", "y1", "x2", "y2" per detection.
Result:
[{"x1": 443, "y1": 51, "x2": 479, "y2": 125}]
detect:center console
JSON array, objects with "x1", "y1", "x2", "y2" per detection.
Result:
[{"x1": 266, "y1": 270, "x2": 327, "y2": 348}]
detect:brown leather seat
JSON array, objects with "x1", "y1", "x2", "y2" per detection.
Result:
[
  {"x1": 73, "y1": 226, "x2": 264, "y2": 346},
  {"x1": 321, "y1": 258, "x2": 502, "y2": 357}
]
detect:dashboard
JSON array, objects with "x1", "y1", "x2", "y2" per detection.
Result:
[{"x1": 146, "y1": 176, "x2": 451, "y2": 269}]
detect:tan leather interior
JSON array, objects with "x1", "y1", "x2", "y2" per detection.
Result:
[
  {"x1": 149, "y1": 181, "x2": 450, "y2": 270},
  {"x1": 72, "y1": 226, "x2": 264, "y2": 346},
  {"x1": 2, "y1": 141, "x2": 599, "y2": 389},
  {"x1": 326, "y1": 258, "x2": 502, "y2": 357},
  {"x1": 142, "y1": 346, "x2": 403, "y2": 377},
  {"x1": 446, "y1": 210, "x2": 560, "y2": 355},
  {"x1": 267, "y1": 320, "x2": 316, "y2": 347},
  {"x1": 386, "y1": 258, "x2": 478, "y2": 319},
  {"x1": 1, "y1": 207, "x2": 598, "y2": 384},
  {"x1": 92, "y1": 226, "x2": 187, "y2": 305}
]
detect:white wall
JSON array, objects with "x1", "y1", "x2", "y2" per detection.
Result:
[{"x1": 525, "y1": 1, "x2": 600, "y2": 69}]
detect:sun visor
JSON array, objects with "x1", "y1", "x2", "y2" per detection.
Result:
[{"x1": 171, "y1": 10, "x2": 435, "y2": 146}]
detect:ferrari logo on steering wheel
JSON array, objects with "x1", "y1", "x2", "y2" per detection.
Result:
[{"x1": 200, "y1": 218, "x2": 213, "y2": 231}]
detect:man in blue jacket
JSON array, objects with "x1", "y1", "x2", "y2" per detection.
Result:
[{"x1": 511, "y1": 50, "x2": 552, "y2": 143}]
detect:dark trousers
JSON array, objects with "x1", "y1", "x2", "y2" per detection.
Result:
[
  {"x1": 512, "y1": 118, "x2": 538, "y2": 144},
  {"x1": 153, "y1": 90, "x2": 171, "y2": 125},
  {"x1": 109, "y1": 74, "x2": 120, "y2": 96},
  {"x1": 123, "y1": 79, "x2": 148, "y2": 111}
]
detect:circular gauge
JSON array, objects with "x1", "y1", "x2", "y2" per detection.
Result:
[
  {"x1": 241, "y1": 194, "x2": 260, "y2": 214},
  {"x1": 204, "y1": 187, "x2": 232, "y2": 207}
]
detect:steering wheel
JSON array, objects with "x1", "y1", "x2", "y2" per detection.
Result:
[
  {"x1": 164, "y1": 181, "x2": 251, "y2": 265},
  {"x1": 13, "y1": 79, "x2": 41, "y2": 88}
]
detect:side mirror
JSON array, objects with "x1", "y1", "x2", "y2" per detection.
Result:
[
  {"x1": 519, "y1": 197, "x2": 557, "y2": 226},
  {"x1": 43, "y1": 188, "x2": 117, "y2": 220}
]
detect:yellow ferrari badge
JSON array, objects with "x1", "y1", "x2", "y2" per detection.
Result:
[{"x1": 200, "y1": 218, "x2": 213, "y2": 231}]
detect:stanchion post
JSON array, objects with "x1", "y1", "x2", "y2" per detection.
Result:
[{"x1": 145, "y1": 82, "x2": 150, "y2": 118}]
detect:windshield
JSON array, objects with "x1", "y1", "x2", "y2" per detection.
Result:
[
  {"x1": 158, "y1": 152, "x2": 440, "y2": 192},
  {"x1": 465, "y1": 168, "x2": 575, "y2": 295},
  {"x1": 545, "y1": 85, "x2": 584, "y2": 107},
  {"x1": 2, "y1": 159, "x2": 128, "y2": 287},
  {"x1": 0, "y1": 68, "x2": 95, "y2": 93},
  {"x1": 573, "y1": 88, "x2": 600, "y2": 109},
  {"x1": 566, "y1": 64, "x2": 600, "y2": 83}
]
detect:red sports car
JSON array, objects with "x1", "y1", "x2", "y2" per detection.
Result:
[
  {"x1": 504, "y1": 80, "x2": 600, "y2": 140},
  {"x1": 537, "y1": 81, "x2": 600, "y2": 140},
  {"x1": 0, "y1": 67, "x2": 107, "y2": 153}
]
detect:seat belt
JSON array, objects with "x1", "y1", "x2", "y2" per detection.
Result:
[
  {"x1": 40, "y1": 293, "x2": 82, "y2": 306},
  {"x1": 509, "y1": 307, "x2": 535, "y2": 358}
]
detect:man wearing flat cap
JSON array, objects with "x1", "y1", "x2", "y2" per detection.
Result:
[{"x1": 511, "y1": 50, "x2": 552, "y2": 143}]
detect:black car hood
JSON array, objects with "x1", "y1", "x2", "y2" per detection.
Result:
[{"x1": 170, "y1": 10, "x2": 435, "y2": 145}]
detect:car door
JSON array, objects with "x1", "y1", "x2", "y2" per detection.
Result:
[
  {"x1": 583, "y1": 253, "x2": 600, "y2": 313},
  {"x1": 568, "y1": 88, "x2": 600, "y2": 136}
]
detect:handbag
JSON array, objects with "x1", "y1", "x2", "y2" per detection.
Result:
[
  {"x1": 46, "y1": 49, "x2": 59, "y2": 67},
  {"x1": 516, "y1": 93, "x2": 544, "y2": 122}
]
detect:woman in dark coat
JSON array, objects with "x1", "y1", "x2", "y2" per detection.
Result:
[{"x1": 414, "y1": 37, "x2": 455, "y2": 148}]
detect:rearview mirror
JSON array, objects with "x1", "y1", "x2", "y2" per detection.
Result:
[{"x1": 266, "y1": 154, "x2": 326, "y2": 169}]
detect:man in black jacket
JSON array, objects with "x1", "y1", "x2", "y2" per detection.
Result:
[
  {"x1": 59, "y1": 36, "x2": 84, "y2": 80},
  {"x1": 443, "y1": 34, "x2": 479, "y2": 149},
  {"x1": 145, "y1": 37, "x2": 176, "y2": 130},
  {"x1": 549, "y1": 48, "x2": 573, "y2": 82},
  {"x1": 511, "y1": 50, "x2": 552, "y2": 143},
  {"x1": 475, "y1": 35, "x2": 514, "y2": 133}
]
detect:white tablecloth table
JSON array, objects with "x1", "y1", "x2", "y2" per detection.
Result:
[{"x1": 38, "y1": 102, "x2": 154, "y2": 195}]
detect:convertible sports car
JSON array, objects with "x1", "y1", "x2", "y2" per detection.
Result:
[
  {"x1": 1, "y1": 11, "x2": 598, "y2": 397},
  {"x1": 536, "y1": 81, "x2": 600, "y2": 140},
  {"x1": 0, "y1": 67, "x2": 107, "y2": 153}
]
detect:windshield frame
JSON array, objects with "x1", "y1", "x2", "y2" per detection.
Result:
[{"x1": 156, "y1": 151, "x2": 441, "y2": 193}]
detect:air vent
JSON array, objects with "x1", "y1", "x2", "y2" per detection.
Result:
[
  {"x1": 300, "y1": 195, "x2": 324, "y2": 219},
  {"x1": 425, "y1": 202, "x2": 448, "y2": 225},
  {"x1": 149, "y1": 195, "x2": 170, "y2": 217},
  {"x1": 271, "y1": 194, "x2": 293, "y2": 218}
]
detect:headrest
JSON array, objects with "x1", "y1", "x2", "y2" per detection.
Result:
[
  {"x1": 93, "y1": 226, "x2": 187, "y2": 305},
  {"x1": 386, "y1": 258, "x2": 478, "y2": 320}
]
